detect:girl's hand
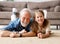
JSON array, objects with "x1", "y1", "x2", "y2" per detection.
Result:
[{"x1": 37, "y1": 33, "x2": 44, "y2": 39}]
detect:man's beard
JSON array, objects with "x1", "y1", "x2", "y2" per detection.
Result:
[{"x1": 21, "y1": 22, "x2": 29, "y2": 27}]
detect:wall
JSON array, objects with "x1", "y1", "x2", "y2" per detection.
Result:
[{"x1": 0, "y1": 0, "x2": 59, "y2": 2}]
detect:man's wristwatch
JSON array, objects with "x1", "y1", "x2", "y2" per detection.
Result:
[{"x1": 20, "y1": 33, "x2": 22, "y2": 37}]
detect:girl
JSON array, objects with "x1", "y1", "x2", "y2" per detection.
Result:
[{"x1": 30, "y1": 10, "x2": 51, "y2": 38}]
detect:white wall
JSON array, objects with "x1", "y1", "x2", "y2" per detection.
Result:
[
  {"x1": 0, "y1": 0, "x2": 59, "y2": 2},
  {"x1": 14, "y1": 0, "x2": 59, "y2": 2},
  {"x1": 0, "y1": 0, "x2": 4, "y2": 1}
]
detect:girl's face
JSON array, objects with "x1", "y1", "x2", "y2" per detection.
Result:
[{"x1": 35, "y1": 12, "x2": 44, "y2": 25}]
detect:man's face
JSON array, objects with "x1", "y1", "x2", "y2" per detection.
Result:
[{"x1": 20, "y1": 11, "x2": 31, "y2": 27}]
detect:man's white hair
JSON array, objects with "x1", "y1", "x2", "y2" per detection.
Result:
[{"x1": 20, "y1": 8, "x2": 31, "y2": 17}]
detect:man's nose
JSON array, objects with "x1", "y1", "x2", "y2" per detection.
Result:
[{"x1": 24, "y1": 19, "x2": 27, "y2": 22}]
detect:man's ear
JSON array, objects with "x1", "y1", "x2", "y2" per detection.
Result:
[
  {"x1": 19, "y1": 15, "x2": 21, "y2": 18},
  {"x1": 30, "y1": 18, "x2": 34, "y2": 21}
]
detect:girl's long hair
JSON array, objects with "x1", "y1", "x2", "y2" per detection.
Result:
[
  {"x1": 30, "y1": 20, "x2": 38, "y2": 33},
  {"x1": 30, "y1": 10, "x2": 49, "y2": 33}
]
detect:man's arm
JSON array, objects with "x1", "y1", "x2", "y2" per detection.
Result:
[
  {"x1": 0, "y1": 30, "x2": 11, "y2": 37},
  {"x1": 3, "y1": 18, "x2": 19, "y2": 31},
  {"x1": 9, "y1": 31, "x2": 36, "y2": 37},
  {"x1": 3, "y1": 21, "x2": 14, "y2": 31},
  {"x1": 0, "y1": 19, "x2": 19, "y2": 37}
]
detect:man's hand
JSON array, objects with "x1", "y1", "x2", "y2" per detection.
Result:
[
  {"x1": 9, "y1": 29, "x2": 27, "y2": 38},
  {"x1": 9, "y1": 32, "x2": 20, "y2": 38}
]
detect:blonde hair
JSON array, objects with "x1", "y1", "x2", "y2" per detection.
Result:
[
  {"x1": 34, "y1": 10, "x2": 49, "y2": 28},
  {"x1": 30, "y1": 10, "x2": 49, "y2": 33},
  {"x1": 34, "y1": 10, "x2": 44, "y2": 19}
]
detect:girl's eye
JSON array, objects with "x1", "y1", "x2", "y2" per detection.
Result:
[
  {"x1": 37, "y1": 17, "x2": 39, "y2": 18},
  {"x1": 40, "y1": 16, "x2": 42, "y2": 17}
]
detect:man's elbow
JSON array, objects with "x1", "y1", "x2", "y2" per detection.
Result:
[
  {"x1": 0, "y1": 31, "x2": 10, "y2": 37},
  {"x1": 0, "y1": 31, "x2": 5, "y2": 37}
]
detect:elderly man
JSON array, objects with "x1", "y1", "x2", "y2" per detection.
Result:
[{"x1": 0, "y1": 8, "x2": 36, "y2": 37}]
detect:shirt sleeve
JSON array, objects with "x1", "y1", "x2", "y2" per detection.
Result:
[
  {"x1": 3, "y1": 18, "x2": 19, "y2": 31},
  {"x1": 3, "y1": 21, "x2": 15, "y2": 31}
]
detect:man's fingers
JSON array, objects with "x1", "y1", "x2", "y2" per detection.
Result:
[{"x1": 10, "y1": 33, "x2": 15, "y2": 38}]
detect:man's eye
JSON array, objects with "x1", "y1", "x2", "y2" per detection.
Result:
[
  {"x1": 23, "y1": 18, "x2": 25, "y2": 20},
  {"x1": 27, "y1": 18, "x2": 29, "y2": 20}
]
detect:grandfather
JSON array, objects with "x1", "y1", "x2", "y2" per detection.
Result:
[{"x1": 0, "y1": 8, "x2": 36, "y2": 37}]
